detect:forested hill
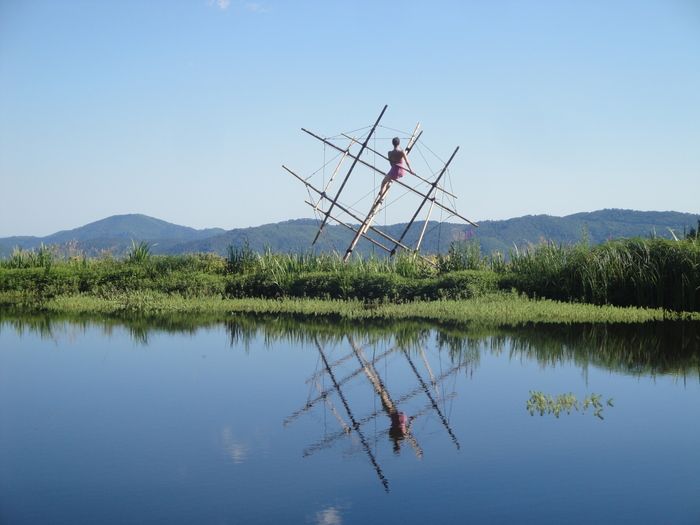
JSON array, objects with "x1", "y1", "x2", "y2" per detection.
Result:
[
  {"x1": 1, "y1": 209, "x2": 697, "y2": 258},
  {"x1": 0, "y1": 214, "x2": 225, "y2": 258}
]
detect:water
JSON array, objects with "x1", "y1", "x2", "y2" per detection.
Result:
[{"x1": 1, "y1": 316, "x2": 699, "y2": 524}]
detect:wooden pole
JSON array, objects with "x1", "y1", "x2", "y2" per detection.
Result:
[
  {"x1": 342, "y1": 192, "x2": 385, "y2": 262},
  {"x1": 389, "y1": 146, "x2": 460, "y2": 256},
  {"x1": 348, "y1": 336, "x2": 423, "y2": 459},
  {"x1": 302, "y1": 362, "x2": 464, "y2": 458},
  {"x1": 418, "y1": 347, "x2": 440, "y2": 398},
  {"x1": 402, "y1": 349, "x2": 461, "y2": 450},
  {"x1": 284, "y1": 164, "x2": 434, "y2": 264},
  {"x1": 341, "y1": 124, "x2": 423, "y2": 262},
  {"x1": 301, "y1": 128, "x2": 478, "y2": 227},
  {"x1": 283, "y1": 345, "x2": 398, "y2": 427},
  {"x1": 314, "y1": 337, "x2": 390, "y2": 492},
  {"x1": 317, "y1": 137, "x2": 353, "y2": 208},
  {"x1": 305, "y1": 351, "x2": 356, "y2": 384},
  {"x1": 414, "y1": 198, "x2": 436, "y2": 253},
  {"x1": 341, "y1": 133, "x2": 458, "y2": 199},
  {"x1": 302, "y1": 199, "x2": 434, "y2": 264},
  {"x1": 314, "y1": 379, "x2": 350, "y2": 434},
  {"x1": 311, "y1": 105, "x2": 387, "y2": 246},
  {"x1": 304, "y1": 200, "x2": 392, "y2": 254},
  {"x1": 405, "y1": 125, "x2": 422, "y2": 153}
]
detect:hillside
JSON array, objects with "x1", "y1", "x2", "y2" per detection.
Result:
[
  {"x1": 0, "y1": 214, "x2": 225, "y2": 258},
  {"x1": 1, "y1": 209, "x2": 697, "y2": 258}
]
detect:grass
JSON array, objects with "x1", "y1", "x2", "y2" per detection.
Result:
[
  {"x1": 526, "y1": 391, "x2": 612, "y2": 419},
  {"x1": 3, "y1": 290, "x2": 697, "y2": 325},
  {"x1": 2, "y1": 300, "x2": 698, "y2": 380},
  {"x1": 0, "y1": 237, "x2": 698, "y2": 319},
  {"x1": 504, "y1": 237, "x2": 700, "y2": 311}
]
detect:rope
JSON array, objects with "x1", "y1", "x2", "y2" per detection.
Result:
[
  {"x1": 326, "y1": 124, "x2": 373, "y2": 140},
  {"x1": 372, "y1": 344, "x2": 377, "y2": 447},
  {"x1": 437, "y1": 205, "x2": 444, "y2": 255},
  {"x1": 419, "y1": 140, "x2": 448, "y2": 165},
  {"x1": 373, "y1": 130, "x2": 377, "y2": 256},
  {"x1": 322, "y1": 143, "x2": 326, "y2": 190},
  {"x1": 308, "y1": 150, "x2": 344, "y2": 180},
  {"x1": 378, "y1": 123, "x2": 413, "y2": 135}
]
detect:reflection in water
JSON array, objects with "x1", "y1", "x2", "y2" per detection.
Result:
[
  {"x1": 503, "y1": 322, "x2": 700, "y2": 379},
  {"x1": 388, "y1": 410, "x2": 408, "y2": 454},
  {"x1": 220, "y1": 426, "x2": 248, "y2": 464},
  {"x1": 2, "y1": 312, "x2": 698, "y2": 379},
  {"x1": 4, "y1": 309, "x2": 698, "y2": 378},
  {"x1": 285, "y1": 334, "x2": 467, "y2": 492},
  {"x1": 315, "y1": 506, "x2": 343, "y2": 525},
  {"x1": 2, "y1": 312, "x2": 700, "y2": 521}
]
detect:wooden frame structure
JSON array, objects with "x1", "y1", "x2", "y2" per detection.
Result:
[
  {"x1": 284, "y1": 335, "x2": 466, "y2": 492},
  {"x1": 283, "y1": 105, "x2": 478, "y2": 261}
]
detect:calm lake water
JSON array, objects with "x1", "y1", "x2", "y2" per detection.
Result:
[{"x1": 1, "y1": 315, "x2": 699, "y2": 524}]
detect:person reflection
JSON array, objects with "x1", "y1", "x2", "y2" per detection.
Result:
[{"x1": 388, "y1": 410, "x2": 409, "y2": 454}]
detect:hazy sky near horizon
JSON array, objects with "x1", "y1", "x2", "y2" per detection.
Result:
[{"x1": 1, "y1": 0, "x2": 699, "y2": 237}]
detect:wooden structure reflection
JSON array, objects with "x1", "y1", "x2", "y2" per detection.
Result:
[{"x1": 284, "y1": 335, "x2": 467, "y2": 492}]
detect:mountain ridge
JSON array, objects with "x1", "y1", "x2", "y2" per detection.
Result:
[{"x1": 1, "y1": 209, "x2": 697, "y2": 258}]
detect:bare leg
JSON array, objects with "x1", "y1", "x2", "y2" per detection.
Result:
[{"x1": 378, "y1": 175, "x2": 392, "y2": 203}]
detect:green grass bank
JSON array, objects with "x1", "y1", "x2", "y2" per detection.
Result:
[
  {"x1": 1, "y1": 291, "x2": 698, "y2": 326},
  {"x1": 1, "y1": 237, "x2": 698, "y2": 323}
]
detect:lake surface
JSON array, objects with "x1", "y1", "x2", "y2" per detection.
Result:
[{"x1": 1, "y1": 315, "x2": 699, "y2": 524}]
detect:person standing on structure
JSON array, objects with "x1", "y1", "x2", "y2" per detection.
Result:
[{"x1": 379, "y1": 137, "x2": 413, "y2": 200}]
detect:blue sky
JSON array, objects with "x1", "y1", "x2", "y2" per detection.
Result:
[{"x1": 1, "y1": 0, "x2": 699, "y2": 236}]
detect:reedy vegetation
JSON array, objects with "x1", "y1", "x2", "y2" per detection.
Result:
[
  {"x1": 1, "y1": 236, "x2": 699, "y2": 313},
  {"x1": 2, "y1": 312, "x2": 698, "y2": 378}
]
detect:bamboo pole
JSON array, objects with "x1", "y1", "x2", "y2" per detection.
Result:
[
  {"x1": 284, "y1": 164, "x2": 434, "y2": 265},
  {"x1": 348, "y1": 336, "x2": 423, "y2": 459},
  {"x1": 314, "y1": 337, "x2": 390, "y2": 492},
  {"x1": 402, "y1": 349, "x2": 460, "y2": 449},
  {"x1": 341, "y1": 124, "x2": 423, "y2": 262},
  {"x1": 283, "y1": 345, "x2": 398, "y2": 427},
  {"x1": 418, "y1": 347, "x2": 440, "y2": 398},
  {"x1": 314, "y1": 379, "x2": 351, "y2": 434},
  {"x1": 304, "y1": 392, "x2": 457, "y2": 458},
  {"x1": 405, "y1": 125, "x2": 421, "y2": 153},
  {"x1": 304, "y1": 200, "x2": 392, "y2": 254},
  {"x1": 316, "y1": 137, "x2": 353, "y2": 209},
  {"x1": 341, "y1": 133, "x2": 458, "y2": 199},
  {"x1": 303, "y1": 199, "x2": 435, "y2": 265},
  {"x1": 301, "y1": 128, "x2": 478, "y2": 227},
  {"x1": 342, "y1": 192, "x2": 385, "y2": 262},
  {"x1": 389, "y1": 146, "x2": 460, "y2": 256},
  {"x1": 305, "y1": 350, "x2": 357, "y2": 384},
  {"x1": 414, "y1": 198, "x2": 436, "y2": 254},
  {"x1": 302, "y1": 364, "x2": 463, "y2": 458},
  {"x1": 311, "y1": 105, "x2": 387, "y2": 246}
]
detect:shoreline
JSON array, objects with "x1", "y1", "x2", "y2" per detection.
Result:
[{"x1": 2, "y1": 291, "x2": 698, "y2": 326}]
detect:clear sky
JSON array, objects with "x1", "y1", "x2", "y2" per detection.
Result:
[{"x1": 1, "y1": 0, "x2": 699, "y2": 237}]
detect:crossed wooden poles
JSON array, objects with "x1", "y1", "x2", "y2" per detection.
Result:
[
  {"x1": 283, "y1": 105, "x2": 478, "y2": 261},
  {"x1": 284, "y1": 335, "x2": 464, "y2": 492}
]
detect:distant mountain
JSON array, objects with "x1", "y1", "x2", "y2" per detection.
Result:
[
  {"x1": 0, "y1": 214, "x2": 225, "y2": 258},
  {"x1": 165, "y1": 210, "x2": 699, "y2": 256},
  {"x1": 1, "y1": 210, "x2": 697, "y2": 259},
  {"x1": 470, "y1": 209, "x2": 700, "y2": 255}
]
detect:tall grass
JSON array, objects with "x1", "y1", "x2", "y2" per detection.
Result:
[
  {"x1": 504, "y1": 237, "x2": 700, "y2": 311},
  {"x1": 436, "y1": 239, "x2": 488, "y2": 272},
  {"x1": 3, "y1": 244, "x2": 54, "y2": 270},
  {"x1": 127, "y1": 240, "x2": 152, "y2": 264},
  {"x1": 1, "y1": 238, "x2": 699, "y2": 311}
]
